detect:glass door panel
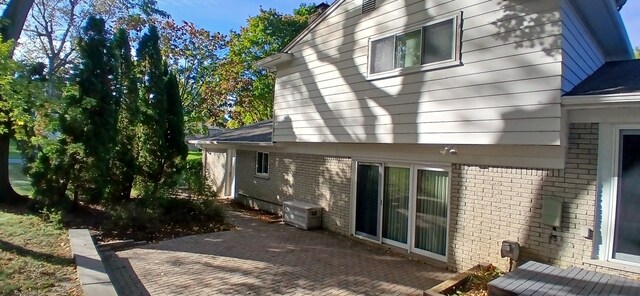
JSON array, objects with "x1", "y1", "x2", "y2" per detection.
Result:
[
  {"x1": 382, "y1": 167, "x2": 410, "y2": 245},
  {"x1": 355, "y1": 163, "x2": 381, "y2": 239},
  {"x1": 613, "y1": 131, "x2": 640, "y2": 263},
  {"x1": 414, "y1": 169, "x2": 448, "y2": 257}
]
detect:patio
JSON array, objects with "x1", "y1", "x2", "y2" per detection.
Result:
[{"x1": 102, "y1": 206, "x2": 454, "y2": 295}]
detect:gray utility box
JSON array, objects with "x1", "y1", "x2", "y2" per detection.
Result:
[{"x1": 283, "y1": 200, "x2": 322, "y2": 230}]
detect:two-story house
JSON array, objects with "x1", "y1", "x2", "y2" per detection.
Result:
[{"x1": 191, "y1": 0, "x2": 640, "y2": 277}]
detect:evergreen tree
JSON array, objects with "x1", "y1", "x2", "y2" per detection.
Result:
[
  {"x1": 136, "y1": 26, "x2": 169, "y2": 196},
  {"x1": 59, "y1": 16, "x2": 117, "y2": 203},
  {"x1": 110, "y1": 28, "x2": 140, "y2": 201},
  {"x1": 163, "y1": 69, "x2": 188, "y2": 178}
]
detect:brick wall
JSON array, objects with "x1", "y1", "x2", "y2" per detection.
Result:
[
  {"x1": 449, "y1": 123, "x2": 599, "y2": 273},
  {"x1": 235, "y1": 150, "x2": 352, "y2": 234},
  {"x1": 203, "y1": 149, "x2": 227, "y2": 196}
]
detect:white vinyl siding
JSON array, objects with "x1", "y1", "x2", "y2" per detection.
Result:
[
  {"x1": 273, "y1": 0, "x2": 563, "y2": 145},
  {"x1": 560, "y1": 0, "x2": 605, "y2": 93}
]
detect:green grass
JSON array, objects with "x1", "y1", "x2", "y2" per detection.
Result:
[
  {"x1": 187, "y1": 151, "x2": 202, "y2": 161},
  {"x1": 9, "y1": 163, "x2": 32, "y2": 196},
  {"x1": 9, "y1": 139, "x2": 20, "y2": 160},
  {"x1": 0, "y1": 207, "x2": 81, "y2": 295},
  {"x1": 8, "y1": 138, "x2": 32, "y2": 196}
]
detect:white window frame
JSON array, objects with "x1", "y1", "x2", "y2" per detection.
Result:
[
  {"x1": 596, "y1": 124, "x2": 640, "y2": 267},
  {"x1": 366, "y1": 11, "x2": 462, "y2": 80},
  {"x1": 255, "y1": 151, "x2": 269, "y2": 177},
  {"x1": 350, "y1": 158, "x2": 451, "y2": 262}
]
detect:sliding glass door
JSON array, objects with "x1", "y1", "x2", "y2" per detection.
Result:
[
  {"x1": 355, "y1": 163, "x2": 381, "y2": 239},
  {"x1": 353, "y1": 161, "x2": 450, "y2": 260},
  {"x1": 412, "y1": 168, "x2": 449, "y2": 259},
  {"x1": 382, "y1": 167, "x2": 410, "y2": 246}
]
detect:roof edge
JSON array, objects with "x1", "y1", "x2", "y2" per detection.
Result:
[
  {"x1": 280, "y1": 0, "x2": 347, "y2": 53},
  {"x1": 255, "y1": 53, "x2": 294, "y2": 70},
  {"x1": 562, "y1": 93, "x2": 640, "y2": 109}
]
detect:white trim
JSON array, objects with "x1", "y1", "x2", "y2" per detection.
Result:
[
  {"x1": 254, "y1": 53, "x2": 294, "y2": 70},
  {"x1": 189, "y1": 140, "x2": 273, "y2": 146},
  {"x1": 562, "y1": 93, "x2": 640, "y2": 109},
  {"x1": 409, "y1": 165, "x2": 451, "y2": 261},
  {"x1": 350, "y1": 158, "x2": 451, "y2": 262},
  {"x1": 255, "y1": 151, "x2": 270, "y2": 176},
  {"x1": 366, "y1": 12, "x2": 462, "y2": 80},
  {"x1": 596, "y1": 124, "x2": 640, "y2": 266}
]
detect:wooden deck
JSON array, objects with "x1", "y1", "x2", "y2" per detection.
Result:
[{"x1": 488, "y1": 261, "x2": 640, "y2": 296}]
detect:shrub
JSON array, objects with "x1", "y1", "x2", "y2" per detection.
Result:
[
  {"x1": 40, "y1": 207, "x2": 65, "y2": 230},
  {"x1": 109, "y1": 196, "x2": 225, "y2": 234},
  {"x1": 180, "y1": 157, "x2": 214, "y2": 196}
]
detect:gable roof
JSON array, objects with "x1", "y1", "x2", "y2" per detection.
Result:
[
  {"x1": 564, "y1": 60, "x2": 640, "y2": 96},
  {"x1": 188, "y1": 120, "x2": 273, "y2": 146}
]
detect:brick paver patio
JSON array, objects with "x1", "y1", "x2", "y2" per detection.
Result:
[{"x1": 103, "y1": 208, "x2": 453, "y2": 295}]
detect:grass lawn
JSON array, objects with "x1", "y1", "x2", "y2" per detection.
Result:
[
  {"x1": 9, "y1": 139, "x2": 20, "y2": 160},
  {"x1": 187, "y1": 150, "x2": 202, "y2": 161},
  {"x1": 0, "y1": 206, "x2": 81, "y2": 295},
  {"x1": 9, "y1": 163, "x2": 32, "y2": 196}
]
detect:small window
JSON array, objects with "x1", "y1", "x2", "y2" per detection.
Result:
[
  {"x1": 368, "y1": 13, "x2": 461, "y2": 77},
  {"x1": 256, "y1": 152, "x2": 269, "y2": 175}
]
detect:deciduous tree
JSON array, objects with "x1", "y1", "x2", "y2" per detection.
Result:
[
  {"x1": 214, "y1": 4, "x2": 316, "y2": 128},
  {"x1": 0, "y1": 0, "x2": 34, "y2": 202}
]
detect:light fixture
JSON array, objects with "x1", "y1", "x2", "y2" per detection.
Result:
[{"x1": 440, "y1": 145, "x2": 458, "y2": 155}]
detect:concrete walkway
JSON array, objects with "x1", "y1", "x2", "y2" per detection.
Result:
[{"x1": 103, "y1": 210, "x2": 453, "y2": 295}]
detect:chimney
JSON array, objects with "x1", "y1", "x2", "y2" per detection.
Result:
[{"x1": 309, "y1": 3, "x2": 330, "y2": 23}]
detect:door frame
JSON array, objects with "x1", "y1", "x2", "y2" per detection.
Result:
[
  {"x1": 350, "y1": 158, "x2": 451, "y2": 261},
  {"x1": 409, "y1": 164, "x2": 451, "y2": 261},
  {"x1": 352, "y1": 161, "x2": 384, "y2": 242}
]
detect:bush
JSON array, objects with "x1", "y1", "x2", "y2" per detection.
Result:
[
  {"x1": 180, "y1": 157, "x2": 214, "y2": 196},
  {"x1": 109, "y1": 196, "x2": 225, "y2": 234},
  {"x1": 40, "y1": 207, "x2": 65, "y2": 230},
  {"x1": 158, "y1": 197, "x2": 225, "y2": 224},
  {"x1": 110, "y1": 200, "x2": 164, "y2": 233}
]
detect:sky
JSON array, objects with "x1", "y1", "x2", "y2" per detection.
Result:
[{"x1": 158, "y1": 0, "x2": 640, "y2": 48}]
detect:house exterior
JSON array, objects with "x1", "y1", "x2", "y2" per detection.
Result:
[{"x1": 191, "y1": 0, "x2": 640, "y2": 278}]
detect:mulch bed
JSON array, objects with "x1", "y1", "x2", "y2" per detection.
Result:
[
  {"x1": 217, "y1": 198, "x2": 283, "y2": 224},
  {"x1": 63, "y1": 201, "x2": 232, "y2": 243}
]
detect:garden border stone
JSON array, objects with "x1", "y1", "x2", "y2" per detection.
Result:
[{"x1": 69, "y1": 229, "x2": 117, "y2": 296}]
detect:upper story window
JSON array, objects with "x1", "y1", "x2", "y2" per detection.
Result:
[{"x1": 368, "y1": 13, "x2": 462, "y2": 78}]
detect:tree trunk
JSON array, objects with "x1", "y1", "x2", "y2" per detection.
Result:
[
  {"x1": 0, "y1": 0, "x2": 35, "y2": 202},
  {"x1": 0, "y1": 133, "x2": 21, "y2": 202}
]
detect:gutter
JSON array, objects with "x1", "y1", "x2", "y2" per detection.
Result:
[
  {"x1": 254, "y1": 52, "x2": 294, "y2": 70},
  {"x1": 188, "y1": 139, "x2": 274, "y2": 147},
  {"x1": 562, "y1": 93, "x2": 640, "y2": 109}
]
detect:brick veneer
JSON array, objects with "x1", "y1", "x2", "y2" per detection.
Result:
[
  {"x1": 206, "y1": 123, "x2": 640, "y2": 279},
  {"x1": 235, "y1": 150, "x2": 352, "y2": 234},
  {"x1": 449, "y1": 123, "x2": 600, "y2": 274}
]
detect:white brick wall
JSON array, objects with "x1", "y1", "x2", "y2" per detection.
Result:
[
  {"x1": 205, "y1": 123, "x2": 639, "y2": 279},
  {"x1": 235, "y1": 150, "x2": 352, "y2": 234},
  {"x1": 449, "y1": 123, "x2": 602, "y2": 274}
]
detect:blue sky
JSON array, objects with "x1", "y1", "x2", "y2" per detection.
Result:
[{"x1": 158, "y1": 0, "x2": 640, "y2": 48}]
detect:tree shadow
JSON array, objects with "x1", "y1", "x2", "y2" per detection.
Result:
[
  {"x1": 103, "y1": 210, "x2": 454, "y2": 295},
  {"x1": 0, "y1": 238, "x2": 74, "y2": 266},
  {"x1": 102, "y1": 251, "x2": 151, "y2": 296}
]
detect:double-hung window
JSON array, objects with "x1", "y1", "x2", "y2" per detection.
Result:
[
  {"x1": 368, "y1": 13, "x2": 461, "y2": 78},
  {"x1": 256, "y1": 152, "x2": 269, "y2": 176}
]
